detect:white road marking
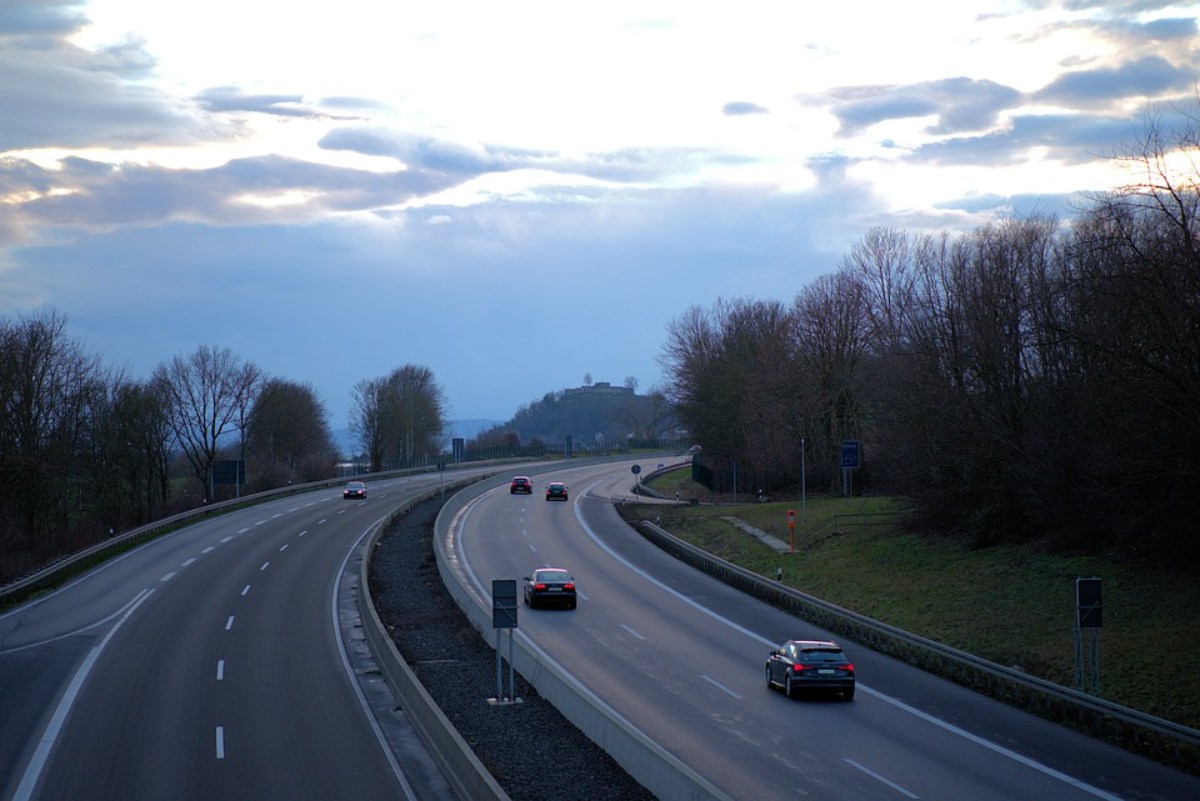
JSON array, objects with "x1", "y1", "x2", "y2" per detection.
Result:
[
  {"x1": 279, "y1": 543, "x2": 289, "y2": 552},
  {"x1": 567, "y1": 478, "x2": 1128, "y2": 801},
  {"x1": 216, "y1": 660, "x2": 225, "y2": 680},
  {"x1": 160, "y1": 572, "x2": 176, "y2": 582},
  {"x1": 12, "y1": 589, "x2": 154, "y2": 801},
  {"x1": 225, "y1": 616, "x2": 235, "y2": 631},
  {"x1": 701, "y1": 674, "x2": 741, "y2": 699},
  {"x1": 845, "y1": 759, "x2": 919, "y2": 798},
  {"x1": 201, "y1": 546, "x2": 215, "y2": 554},
  {"x1": 215, "y1": 726, "x2": 225, "y2": 759},
  {"x1": 181, "y1": 558, "x2": 196, "y2": 567},
  {"x1": 259, "y1": 562, "x2": 270, "y2": 572},
  {"x1": 241, "y1": 585, "x2": 251, "y2": 596},
  {"x1": 620, "y1": 624, "x2": 645, "y2": 640}
]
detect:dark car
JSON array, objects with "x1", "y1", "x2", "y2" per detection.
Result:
[
  {"x1": 545, "y1": 481, "x2": 568, "y2": 501},
  {"x1": 343, "y1": 480, "x2": 367, "y2": 500},
  {"x1": 765, "y1": 639, "x2": 855, "y2": 700},
  {"x1": 510, "y1": 476, "x2": 532, "y2": 494},
  {"x1": 523, "y1": 567, "x2": 577, "y2": 609}
]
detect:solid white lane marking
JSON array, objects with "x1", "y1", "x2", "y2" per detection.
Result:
[
  {"x1": 13, "y1": 589, "x2": 154, "y2": 801},
  {"x1": 845, "y1": 759, "x2": 919, "y2": 799},
  {"x1": 565, "y1": 478, "x2": 1127, "y2": 801}
]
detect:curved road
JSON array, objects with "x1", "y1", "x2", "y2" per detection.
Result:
[
  {"x1": 448, "y1": 458, "x2": 1200, "y2": 801},
  {"x1": 0, "y1": 471, "x2": 479, "y2": 801}
]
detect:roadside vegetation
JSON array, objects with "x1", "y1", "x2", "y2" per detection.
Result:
[{"x1": 625, "y1": 468, "x2": 1200, "y2": 730}]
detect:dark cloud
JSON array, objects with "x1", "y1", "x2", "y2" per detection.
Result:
[
  {"x1": 1034, "y1": 55, "x2": 1194, "y2": 107},
  {"x1": 0, "y1": 3, "x2": 228, "y2": 150},
  {"x1": 723, "y1": 101, "x2": 769, "y2": 116},
  {"x1": 904, "y1": 110, "x2": 1150, "y2": 167},
  {"x1": 829, "y1": 78, "x2": 1023, "y2": 136}
]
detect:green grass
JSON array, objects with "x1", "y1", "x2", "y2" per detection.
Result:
[{"x1": 630, "y1": 469, "x2": 1200, "y2": 729}]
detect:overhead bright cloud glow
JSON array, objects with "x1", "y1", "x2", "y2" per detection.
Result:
[{"x1": 2, "y1": 0, "x2": 1198, "y2": 427}]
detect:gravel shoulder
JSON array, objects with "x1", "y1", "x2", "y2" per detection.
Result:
[{"x1": 368, "y1": 496, "x2": 656, "y2": 801}]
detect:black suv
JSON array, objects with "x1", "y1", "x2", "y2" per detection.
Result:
[{"x1": 510, "y1": 476, "x2": 532, "y2": 494}]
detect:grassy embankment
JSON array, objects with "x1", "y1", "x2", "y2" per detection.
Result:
[{"x1": 624, "y1": 468, "x2": 1200, "y2": 730}]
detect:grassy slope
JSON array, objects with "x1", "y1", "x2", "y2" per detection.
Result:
[{"x1": 627, "y1": 469, "x2": 1200, "y2": 730}]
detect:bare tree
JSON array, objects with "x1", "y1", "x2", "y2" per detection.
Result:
[
  {"x1": 246, "y1": 379, "x2": 337, "y2": 487},
  {"x1": 152, "y1": 345, "x2": 264, "y2": 501},
  {"x1": 0, "y1": 309, "x2": 107, "y2": 556},
  {"x1": 351, "y1": 364, "x2": 447, "y2": 471}
]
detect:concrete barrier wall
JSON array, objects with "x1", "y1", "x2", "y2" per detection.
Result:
[{"x1": 359, "y1": 483, "x2": 512, "y2": 801}]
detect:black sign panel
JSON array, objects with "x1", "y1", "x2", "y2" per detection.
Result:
[
  {"x1": 1076, "y1": 577, "x2": 1102, "y2": 628},
  {"x1": 212, "y1": 459, "x2": 244, "y2": 485},
  {"x1": 492, "y1": 579, "x2": 518, "y2": 629}
]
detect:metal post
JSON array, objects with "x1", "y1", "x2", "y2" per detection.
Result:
[
  {"x1": 495, "y1": 641, "x2": 503, "y2": 701},
  {"x1": 507, "y1": 629, "x2": 515, "y2": 700}
]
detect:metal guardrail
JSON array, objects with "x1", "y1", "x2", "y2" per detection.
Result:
[
  {"x1": 0, "y1": 461, "x2": 481, "y2": 608},
  {"x1": 634, "y1": 519, "x2": 1200, "y2": 775}
]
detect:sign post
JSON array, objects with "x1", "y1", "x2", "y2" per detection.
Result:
[
  {"x1": 786, "y1": 509, "x2": 797, "y2": 553},
  {"x1": 490, "y1": 579, "x2": 520, "y2": 705},
  {"x1": 1073, "y1": 577, "x2": 1102, "y2": 695},
  {"x1": 840, "y1": 440, "x2": 860, "y2": 496}
]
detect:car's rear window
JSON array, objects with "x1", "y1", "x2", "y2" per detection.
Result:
[
  {"x1": 538, "y1": 571, "x2": 570, "y2": 583},
  {"x1": 800, "y1": 649, "x2": 846, "y2": 662}
]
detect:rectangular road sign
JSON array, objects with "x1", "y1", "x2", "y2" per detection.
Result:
[{"x1": 492, "y1": 579, "x2": 518, "y2": 629}]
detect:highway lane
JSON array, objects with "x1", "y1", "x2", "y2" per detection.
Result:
[
  {"x1": 451, "y1": 459, "x2": 1200, "y2": 801},
  {"x1": 0, "y1": 471, "x2": 479, "y2": 801}
]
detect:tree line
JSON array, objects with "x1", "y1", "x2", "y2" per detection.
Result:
[
  {"x1": 661, "y1": 116, "x2": 1200, "y2": 564},
  {"x1": 0, "y1": 315, "x2": 446, "y2": 584}
]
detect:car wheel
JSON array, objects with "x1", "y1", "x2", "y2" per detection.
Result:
[
  {"x1": 765, "y1": 666, "x2": 774, "y2": 689},
  {"x1": 785, "y1": 674, "x2": 799, "y2": 699}
]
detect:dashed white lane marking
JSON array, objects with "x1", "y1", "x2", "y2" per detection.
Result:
[
  {"x1": 701, "y1": 674, "x2": 741, "y2": 699},
  {"x1": 225, "y1": 616, "x2": 235, "y2": 631},
  {"x1": 845, "y1": 759, "x2": 919, "y2": 799}
]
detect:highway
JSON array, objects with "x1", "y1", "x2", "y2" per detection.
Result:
[
  {"x1": 0, "y1": 471, "x2": 474, "y2": 801},
  {"x1": 4, "y1": 456, "x2": 1197, "y2": 801},
  {"x1": 447, "y1": 458, "x2": 1200, "y2": 801}
]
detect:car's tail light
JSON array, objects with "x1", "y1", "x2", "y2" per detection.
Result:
[
  {"x1": 791, "y1": 663, "x2": 812, "y2": 673},
  {"x1": 534, "y1": 583, "x2": 547, "y2": 591},
  {"x1": 563, "y1": 583, "x2": 575, "y2": 591},
  {"x1": 842, "y1": 663, "x2": 855, "y2": 673}
]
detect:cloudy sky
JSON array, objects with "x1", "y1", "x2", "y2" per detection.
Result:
[{"x1": 2, "y1": 1, "x2": 1197, "y2": 427}]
